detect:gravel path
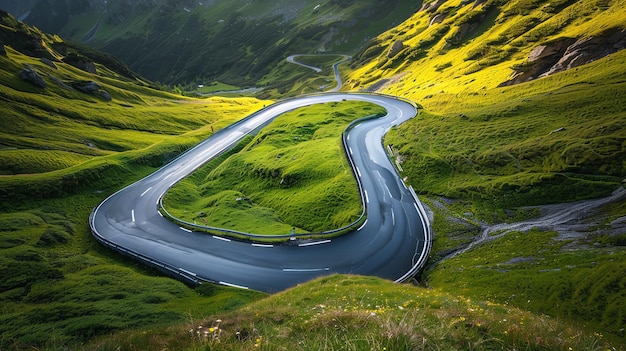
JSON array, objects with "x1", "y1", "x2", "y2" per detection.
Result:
[{"x1": 443, "y1": 187, "x2": 626, "y2": 260}]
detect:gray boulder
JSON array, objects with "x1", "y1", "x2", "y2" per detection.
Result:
[
  {"x1": 40, "y1": 58, "x2": 58, "y2": 69},
  {"x1": 72, "y1": 80, "x2": 102, "y2": 93},
  {"x1": 72, "y1": 80, "x2": 112, "y2": 101},
  {"x1": 19, "y1": 65, "x2": 46, "y2": 88},
  {"x1": 387, "y1": 40, "x2": 405, "y2": 58}
]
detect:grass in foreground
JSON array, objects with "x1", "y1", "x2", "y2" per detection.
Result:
[
  {"x1": 85, "y1": 274, "x2": 623, "y2": 351},
  {"x1": 164, "y1": 101, "x2": 385, "y2": 235}
]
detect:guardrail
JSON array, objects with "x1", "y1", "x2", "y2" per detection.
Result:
[
  {"x1": 157, "y1": 93, "x2": 423, "y2": 245},
  {"x1": 394, "y1": 185, "x2": 433, "y2": 282},
  {"x1": 89, "y1": 209, "x2": 214, "y2": 286},
  {"x1": 157, "y1": 112, "x2": 387, "y2": 243},
  {"x1": 90, "y1": 92, "x2": 431, "y2": 285}
]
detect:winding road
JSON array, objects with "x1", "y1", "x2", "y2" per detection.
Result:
[{"x1": 90, "y1": 92, "x2": 431, "y2": 293}]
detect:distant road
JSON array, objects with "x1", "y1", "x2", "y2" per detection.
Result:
[
  {"x1": 286, "y1": 54, "x2": 351, "y2": 91},
  {"x1": 90, "y1": 93, "x2": 431, "y2": 293}
]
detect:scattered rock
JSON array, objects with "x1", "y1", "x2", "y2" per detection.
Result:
[
  {"x1": 429, "y1": 13, "x2": 447, "y2": 26},
  {"x1": 19, "y1": 65, "x2": 46, "y2": 88},
  {"x1": 472, "y1": 0, "x2": 487, "y2": 8},
  {"x1": 50, "y1": 76, "x2": 72, "y2": 90},
  {"x1": 387, "y1": 40, "x2": 405, "y2": 58},
  {"x1": 72, "y1": 80, "x2": 101, "y2": 93},
  {"x1": 40, "y1": 57, "x2": 57, "y2": 69},
  {"x1": 62, "y1": 53, "x2": 97, "y2": 74},
  {"x1": 501, "y1": 28, "x2": 626, "y2": 86},
  {"x1": 0, "y1": 42, "x2": 6, "y2": 56},
  {"x1": 72, "y1": 80, "x2": 112, "y2": 101},
  {"x1": 421, "y1": 0, "x2": 447, "y2": 13},
  {"x1": 549, "y1": 127, "x2": 566, "y2": 135},
  {"x1": 505, "y1": 256, "x2": 535, "y2": 265},
  {"x1": 95, "y1": 90, "x2": 112, "y2": 101}
]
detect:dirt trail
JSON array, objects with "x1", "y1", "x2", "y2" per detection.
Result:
[{"x1": 444, "y1": 187, "x2": 626, "y2": 260}]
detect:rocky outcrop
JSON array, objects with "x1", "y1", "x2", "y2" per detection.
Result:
[
  {"x1": 40, "y1": 57, "x2": 57, "y2": 69},
  {"x1": 62, "y1": 53, "x2": 97, "y2": 74},
  {"x1": 73, "y1": 80, "x2": 101, "y2": 93},
  {"x1": 420, "y1": 0, "x2": 448, "y2": 13},
  {"x1": 472, "y1": 0, "x2": 487, "y2": 8},
  {"x1": 387, "y1": 40, "x2": 405, "y2": 58},
  {"x1": 500, "y1": 28, "x2": 626, "y2": 87},
  {"x1": 429, "y1": 13, "x2": 447, "y2": 26},
  {"x1": 541, "y1": 28, "x2": 626, "y2": 77},
  {"x1": 72, "y1": 80, "x2": 112, "y2": 101},
  {"x1": 19, "y1": 65, "x2": 46, "y2": 88}
]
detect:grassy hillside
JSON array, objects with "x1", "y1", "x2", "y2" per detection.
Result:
[
  {"x1": 163, "y1": 101, "x2": 385, "y2": 235},
  {"x1": 22, "y1": 0, "x2": 420, "y2": 90},
  {"x1": 0, "y1": 12, "x2": 268, "y2": 349},
  {"x1": 344, "y1": 0, "x2": 625, "y2": 206},
  {"x1": 84, "y1": 275, "x2": 623, "y2": 350},
  {"x1": 1, "y1": 1, "x2": 626, "y2": 350},
  {"x1": 341, "y1": 0, "x2": 626, "y2": 343}
]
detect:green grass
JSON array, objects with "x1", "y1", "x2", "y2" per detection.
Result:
[
  {"x1": 0, "y1": 19, "x2": 269, "y2": 349},
  {"x1": 163, "y1": 101, "x2": 386, "y2": 235},
  {"x1": 2, "y1": 3, "x2": 626, "y2": 349},
  {"x1": 83, "y1": 274, "x2": 623, "y2": 351},
  {"x1": 427, "y1": 228, "x2": 626, "y2": 341},
  {"x1": 194, "y1": 81, "x2": 241, "y2": 93},
  {"x1": 38, "y1": 0, "x2": 419, "y2": 89},
  {"x1": 369, "y1": 0, "x2": 626, "y2": 209},
  {"x1": 344, "y1": 0, "x2": 626, "y2": 344}
]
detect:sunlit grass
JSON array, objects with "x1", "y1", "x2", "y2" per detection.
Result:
[
  {"x1": 84, "y1": 275, "x2": 623, "y2": 351},
  {"x1": 164, "y1": 101, "x2": 386, "y2": 234}
]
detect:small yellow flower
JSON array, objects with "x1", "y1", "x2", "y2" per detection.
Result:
[{"x1": 209, "y1": 327, "x2": 215, "y2": 333}]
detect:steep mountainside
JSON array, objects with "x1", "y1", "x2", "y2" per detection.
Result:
[
  {"x1": 8, "y1": 0, "x2": 419, "y2": 87},
  {"x1": 345, "y1": 0, "x2": 626, "y2": 206}
]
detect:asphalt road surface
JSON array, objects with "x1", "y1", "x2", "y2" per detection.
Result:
[{"x1": 90, "y1": 93, "x2": 431, "y2": 293}]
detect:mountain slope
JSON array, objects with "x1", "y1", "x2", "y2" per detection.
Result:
[
  {"x1": 345, "y1": 0, "x2": 626, "y2": 206},
  {"x1": 12, "y1": 0, "x2": 419, "y2": 88},
  {"x1": 1, "y1": 2, "x2": 626, "y2": 350},
  {"x1": 0, "y1": 11, "x2": 268, "y2": 348},
  {"x1": 339, "y1": 0, "x2": 626, "y2": 341}
]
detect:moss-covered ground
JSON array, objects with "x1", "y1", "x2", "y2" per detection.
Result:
[{"x1": 163, "y1": 101, "x2": 385, "y2": 234}]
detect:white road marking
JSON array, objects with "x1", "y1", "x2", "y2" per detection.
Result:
[
  {"x1": 179, "y1": 268, "x2": 196, "y2": 276},
  {"x1": 252, "y1": 243, "x2": 273, "y2": 248},
  {"x1": 213, "y1": 235, "x2": 231, "y2": 242},
  {"x1": 364, "y1": 190, "x2": 369, "y2": 204},
  {"x1": 220, "y1": 281, "x2": 249, "y2": 289},
  {"x1": 392, "y1": 209, "x2": 395, "y2": 225},
  {"x1": 158, "y1": 211, "x2": 163, "y2": 217},
  {"x1": 131, "y1": 209, "x2": 135, "y2": 222},
  {"x1": 357, "y1": 219, "x2": 368, "y2": 231},
  {"x1": 282, "y1": 268, "x2": 330, "y2": 272},
  {"x1": 180, "y1": 227, "x2": 192, "y2": 233},
  {"x1": 163, "y1": 173, "x2": 172, "y2": 180},
  {"x1": 356, "y1": 167, "x2": 362, "y2": 177},
  {"x1": 414, "y1": 203, "x2": 420, "y2": 213},
  {"x1": 299, "y1": 240, "x2": 331, "y2": 247},
  {"x1": 140, "y1": 187, "x2": 152, "y2": 197},
  {"x1": 349, "y1": 147, "x2": 353, "y2": 155}
]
